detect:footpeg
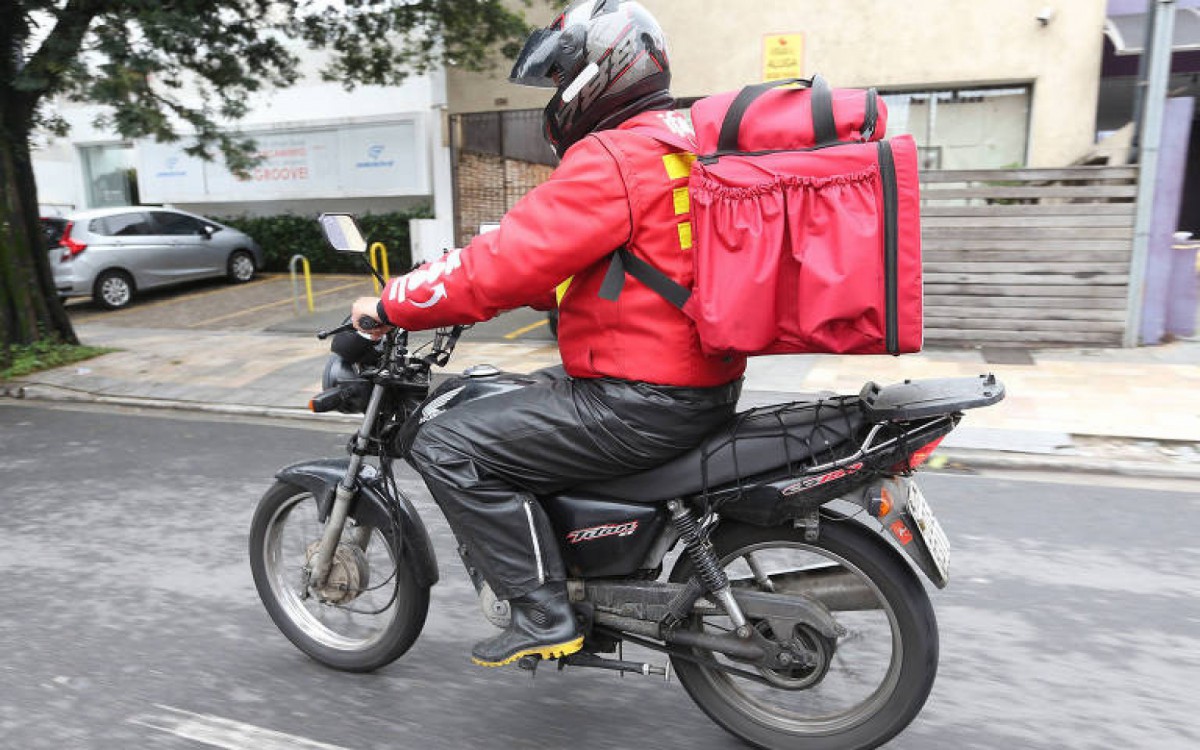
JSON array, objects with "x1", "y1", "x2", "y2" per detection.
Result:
[
  {"x1": 561, "y1": 651, "x2": 670, "y2": 680},
  {"x1": 517, "y1": 654, "x2": 541, "y2": 675}
]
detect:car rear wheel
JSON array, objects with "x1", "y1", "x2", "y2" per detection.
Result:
[
  {"x1": 94, "y1": 270, "x2": 134, "y2": 310},
  {"x1": 228, "y1": 250, "x2": 256, "y2": 283}
]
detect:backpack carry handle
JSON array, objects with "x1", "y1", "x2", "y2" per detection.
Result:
[{"x1": 716, "y1": 74, "x2": 838, "y2": 153}]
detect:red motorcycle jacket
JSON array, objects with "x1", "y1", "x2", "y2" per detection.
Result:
[{"x1": 379, "y1": 110, "x2": 746, "y2": 388}]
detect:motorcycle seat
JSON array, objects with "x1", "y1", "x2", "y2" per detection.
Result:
[{"x1": 577, "y1": 397, "x2": 865, "y2": 503}]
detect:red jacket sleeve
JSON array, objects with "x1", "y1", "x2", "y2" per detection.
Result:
[{"x1": 380, "y1": 136, "x2": 631, "y2": 330}]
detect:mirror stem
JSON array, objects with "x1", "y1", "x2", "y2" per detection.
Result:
[{"x1": 361, "y1": 255, "x2": 388, "y2": 289}]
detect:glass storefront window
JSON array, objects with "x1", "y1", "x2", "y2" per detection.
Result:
[
  {"x1": 881, "y1": 86, "x2": 1031, "y2": 170},
  {"x1": 80, "y1": 143, "x2": 139, "y2": 207}
]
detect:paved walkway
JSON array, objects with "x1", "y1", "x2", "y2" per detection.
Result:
[{"x1": 4, "y1": 312, "x2": 1199, "y2": 478}]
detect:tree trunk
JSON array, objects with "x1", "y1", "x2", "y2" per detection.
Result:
[{"x1": 0, "y1": 94, "x2": 79, "y2": 355}]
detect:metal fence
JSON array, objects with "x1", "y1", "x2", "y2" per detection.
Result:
[{"x1": 454, "y1": 109, "x2": 557, "y2": 166}]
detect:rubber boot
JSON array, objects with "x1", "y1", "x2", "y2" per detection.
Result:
[{"x1": 471, "y1": 581, "x2": 583, "y2": 667}]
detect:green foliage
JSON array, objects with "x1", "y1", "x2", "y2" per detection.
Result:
[
  {"x1": 2, "y1": 0, "x2": 529, "y2": 348},
  {"x1": 215, "y1": 210, "x2": 430, "y2": 274},
  {"x1": 0, "y1": 340, "x2": 116, "y2": 380},
  {"x1": 6, "y1": 1, "x2": 532, "y2": 173}
]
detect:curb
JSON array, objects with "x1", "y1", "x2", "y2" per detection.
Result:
[
  {"x1": 1, "y1": 383, "x2": 359, "y2": 426},
  {"x1": 7, "y1": 382, "x2": 1200, "y2": 481},
  {"x1": 934, "y1": 448, "x2": 1200, "y2": 481}
]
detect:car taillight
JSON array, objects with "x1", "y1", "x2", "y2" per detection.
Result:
[
  {"x1": 59, "y1": 221, "x2": 86, "y2": 260},
  {"x1": 893, "y1": 436, "x2": 946, "y2": 473}
]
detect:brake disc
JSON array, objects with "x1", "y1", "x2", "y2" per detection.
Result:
[{"x1": 306, "y1": 541, "x2": 371, "y2": 604}]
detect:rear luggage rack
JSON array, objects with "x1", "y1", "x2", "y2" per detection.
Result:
[
  {"x1": 859, "y1": 374, "x2": 1005, "y2": 421},
  {"x1": 700, "y1": 375, "x2": 1005, "y2": 526}
]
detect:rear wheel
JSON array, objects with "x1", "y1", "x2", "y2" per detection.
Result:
[
  {"x1": 249, "y1": 481, "x2": 429, "y2": 672},
  {"x1": 669, "y1": 519, "x2": 938, "y2": 750},
  {"x1": 94, "y1": 270, "x2": 134, "y2": 310},
  {"x1": 227, "y1": 250, "x2": 255, "y2": 283}
]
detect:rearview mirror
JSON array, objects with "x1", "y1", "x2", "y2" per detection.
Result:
[{"x1": 318, "y1": 213, "x2": 368, "y2": 254}]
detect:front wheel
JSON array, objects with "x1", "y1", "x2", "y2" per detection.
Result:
[
  {"x1": 249, "y1": 481, "x2": 429, "y2": 672},
  {"x1": 669, "y1": 518, "x2": 938, "y2": 750}
]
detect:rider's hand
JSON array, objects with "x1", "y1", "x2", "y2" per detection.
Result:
[{"x1": 351, "y1": 296, "x2": 392, "y2": 339}]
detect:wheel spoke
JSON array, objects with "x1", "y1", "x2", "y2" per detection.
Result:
[
  {"x1": 260, "y1": 491, "x2": 400, "y2": 650},
  {"x1": 669, "y1": 528, "x2": 934, "y2": 743}
]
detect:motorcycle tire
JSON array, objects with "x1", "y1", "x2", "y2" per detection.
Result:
[
  {"x1": 249, "y1": 480, "x2": 430, "y2": 673},
  {"x1": 669, "y1": 517, "x2": 938, "y2": 750}
]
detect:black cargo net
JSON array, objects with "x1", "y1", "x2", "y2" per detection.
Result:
[{"x1": 695, "y1": 396, "x2": 866, "y2": 503}]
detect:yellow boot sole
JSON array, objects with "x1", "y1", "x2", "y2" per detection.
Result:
[{"x1": 471, "y1": 636, "x2": 585, "y2": 668}]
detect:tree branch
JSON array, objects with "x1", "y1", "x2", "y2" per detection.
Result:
[{"x1": 15, "y1": 0, "x2": 110, "y2": 112}]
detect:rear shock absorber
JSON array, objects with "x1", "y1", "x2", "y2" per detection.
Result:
[{"x1": 667, "y1": 500, "x2": 751, "y2": 637}]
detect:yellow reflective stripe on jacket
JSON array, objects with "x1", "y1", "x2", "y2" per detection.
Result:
[{"x1": 555, "y1": 276, "x2": 573, "y2": 304}]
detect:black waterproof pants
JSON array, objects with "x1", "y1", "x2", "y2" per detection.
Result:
[{"x1": 408, "y1": 368, "x2": 741, "y2": 600}]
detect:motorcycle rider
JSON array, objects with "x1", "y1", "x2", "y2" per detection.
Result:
[{"x1": 351, "y1": 0, "x2": 746, "y2": 668}]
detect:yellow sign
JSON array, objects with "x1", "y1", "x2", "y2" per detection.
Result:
[{"x1": 762, "y1": 34, "x2": 804, "y2": 82}]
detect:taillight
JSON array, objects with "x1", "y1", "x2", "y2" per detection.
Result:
[
  {"x1": 59, "y1": 221, "x2": 87, "y2": 261},
  {"x1": 893, "y1": 436, "x2": 946, "y2": 473}
]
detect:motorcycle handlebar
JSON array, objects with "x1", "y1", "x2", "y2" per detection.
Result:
[
  {"x1": 317, "y1": 316, "x2": 382, "y2": 341},
  {"x1": 317, "y1": 322, "x2": 356, "y2": 340}
]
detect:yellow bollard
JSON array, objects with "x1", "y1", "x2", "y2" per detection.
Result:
[
  {"x1": 369, "y1": 242, "x2": 391, "y2": 295},
  {"x1": 289, "y1": 254, "x2": 315, "y2": 313}
]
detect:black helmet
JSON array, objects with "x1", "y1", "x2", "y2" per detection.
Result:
[{"x1": 510, "y1": 0, "x2": 672, "y2": 157}]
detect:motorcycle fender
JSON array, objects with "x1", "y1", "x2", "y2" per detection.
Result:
[
  {"x1": 275, "y1": 458, "x2": 439, "y2": 588},
  {"x1": 852, "y1": 477, "x2": 950, "y2": 589}
]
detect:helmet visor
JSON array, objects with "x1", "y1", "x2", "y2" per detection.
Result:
[{"x1": 509, "y1": 28, "x2": 562, "y2": 87}]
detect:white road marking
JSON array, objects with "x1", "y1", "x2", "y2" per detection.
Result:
[{"x1": 128, "y1": 704, "x2": 350, "y2": 750}]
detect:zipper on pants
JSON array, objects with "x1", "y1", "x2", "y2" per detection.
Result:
[{"x1": 523, "y1": 500, "x2": 546, "y2": 585}]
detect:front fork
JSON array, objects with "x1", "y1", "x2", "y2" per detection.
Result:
[{"x1": 306, "y1": 384, "x2": 386, "y2": 591}]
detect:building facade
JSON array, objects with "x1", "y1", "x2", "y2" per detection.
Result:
[
  {"x1": 449, "y1": 0, "x2": 1112, "y2": 168},
  {"x1": 33, "y1": 49, "x2": 457, "y2": 262},
  {"x1": 31, "y1": 1, "x2": 1197, "y2": 270}
]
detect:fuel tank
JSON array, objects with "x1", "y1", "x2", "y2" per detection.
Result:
[{"x1": 392, "y1": 365, "x2": 543, "y2": 458}]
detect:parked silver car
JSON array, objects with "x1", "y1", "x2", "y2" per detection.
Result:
[{"x1": 48, "y1": 207, "x2": 264, "y2": 310}]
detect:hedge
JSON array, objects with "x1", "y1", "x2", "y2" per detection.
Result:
[{"x1": 215, "y1": 209, "x2": 430, "y2": 275}]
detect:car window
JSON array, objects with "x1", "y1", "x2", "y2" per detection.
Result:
[
  {"x1": 91, "y1": 212, "x2": 154, "y2": 237},
  {"x1": 150, "y1": 211, "x2": 207, "y2": 236}
]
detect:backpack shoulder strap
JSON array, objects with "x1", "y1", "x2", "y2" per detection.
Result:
[
  {"x1": 598, "y1": 246, "x2": 691, "y2": 310},
  {"x1": 591, "y1": 121, "x2": 696, "y2": 311}
]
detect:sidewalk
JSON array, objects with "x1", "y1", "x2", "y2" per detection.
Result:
[{"x1": 3, "y1": 317, "x2": 1199, "y2": 479}]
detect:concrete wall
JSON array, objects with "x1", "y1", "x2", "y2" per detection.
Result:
[{"x1": 448, "y1": 0, "x2": 1108, "y2": 167}]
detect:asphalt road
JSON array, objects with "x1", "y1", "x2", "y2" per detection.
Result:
[{"x1": 1, "y1": 403, "x2": 1197, "y2": 749}]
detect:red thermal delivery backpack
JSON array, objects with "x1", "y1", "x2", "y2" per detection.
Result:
[{"x1": 600, "y1": 74, "x2": 923, "y2": 356}]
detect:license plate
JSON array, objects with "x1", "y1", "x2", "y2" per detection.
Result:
[{"x1": 906, "y1": 482, "x2": 951, "y2": 582}]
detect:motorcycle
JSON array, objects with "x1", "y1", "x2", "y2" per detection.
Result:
[{"x1": 249, "y1": 213, "x2": 1005, "y2": 750}]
